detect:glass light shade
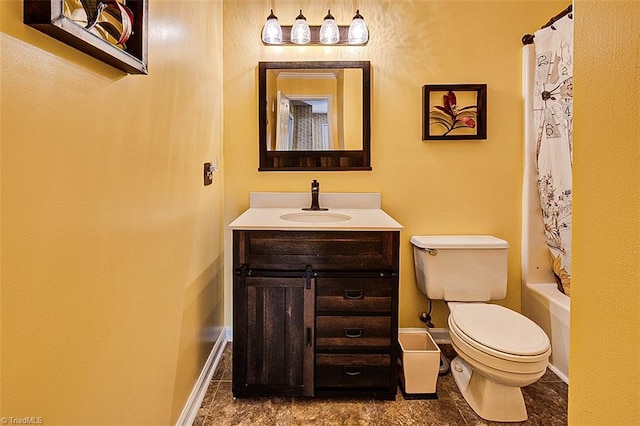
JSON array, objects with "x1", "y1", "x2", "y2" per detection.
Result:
[
  {"x1": 319, "y1": 10, "x2": 339, "y2": 44},
  {"x1": 261, "y1": 9, "x2": 282, "y2": 44},
  {"x1": 348, "y1": 9, "x2": 369, "y2": 44},
  {"x1": 290, "y1": 10, "x2": 311, "y2": 44}
]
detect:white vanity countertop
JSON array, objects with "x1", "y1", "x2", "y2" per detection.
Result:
[{"x1": 228, "y1": 192, "x2": 403, "y2": 231}]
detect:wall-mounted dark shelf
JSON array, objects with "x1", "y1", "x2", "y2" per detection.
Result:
[{"x1": 24, "y1": 0, "x2": 148, "y2": 74}]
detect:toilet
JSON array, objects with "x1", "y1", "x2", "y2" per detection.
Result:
[{"x1": 410, "y1": 235, "x2": 551, "y2": 422}]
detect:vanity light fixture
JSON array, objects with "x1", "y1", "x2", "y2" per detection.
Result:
[
  {"x1": 290, "y1": 10, "x2": 311, "y2": 44},
  {"x1": 261, "y1": 9, "x2": 283, "y2": 44},
  {"x1": 319, "y1": 10, "x2": 340, "y2": 44},
  {"x1": 261, "y1": 9, "x2": 369, "y2": 46},
  {"x1": 348, "y1": 9, "x2": 369, "y2": 44}
]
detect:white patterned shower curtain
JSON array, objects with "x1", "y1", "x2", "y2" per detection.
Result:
[{"x1": 532, "y1": 15, "x2": 573, "y2": 296}]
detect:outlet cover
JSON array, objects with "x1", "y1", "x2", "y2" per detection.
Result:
[{"x1": 203, "y1": 162, "x2": 213, "y2": 186}]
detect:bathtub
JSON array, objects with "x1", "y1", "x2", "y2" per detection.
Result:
[
  {"x1": 522, "y1": 282, "x2": 569, "y2": 383},
  {"x1": 521, "y1": 45, "x2": 570, "y2": 384}
]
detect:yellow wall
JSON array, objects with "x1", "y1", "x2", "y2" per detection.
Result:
[
  {"x1": 223, "y1": 0, "x2": 567, "y2": 329},
  {"x1": 343, "y1": 68, "x2": 363, "y2": 150},
  {"x1": 0, "y1": 0, "x2": 225, "y2": 424},
  {"x1": 571, "y1": 1, "x2": 640, "y2": 424}
]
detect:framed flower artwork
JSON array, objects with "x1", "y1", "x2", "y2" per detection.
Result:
[
  {"x1": 422, "y1": 84, "x2": 487, "y2": 140},
  {"x1": 24, "y1": 0, "x2": 148, "y2": 74}
]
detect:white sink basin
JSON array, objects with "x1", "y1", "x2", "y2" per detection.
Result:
[{"x1": 279, "y1": 212, "x2": 352, "y2": 223}]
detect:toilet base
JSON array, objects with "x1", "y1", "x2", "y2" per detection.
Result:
[{"x1": 450, "y1": 357, "x2": 528, "y2": 422}]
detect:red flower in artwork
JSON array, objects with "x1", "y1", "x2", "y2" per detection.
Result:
[
  {"x1": 430, "y1": 91, "x2": 477, "y2": 136},
  {"x1": 458, "y1": 116, "x2": 476, "y2": 128}
]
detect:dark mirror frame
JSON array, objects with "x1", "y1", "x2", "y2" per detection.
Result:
[{"x1": 258, "y1": 61, "x2": 371, "y2": 171}]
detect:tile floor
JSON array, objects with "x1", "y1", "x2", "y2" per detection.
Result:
[{"x1": 194, "y1": 343, "x2": 568, "y2": 426}]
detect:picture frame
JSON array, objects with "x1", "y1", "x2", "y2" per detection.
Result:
[
  {"x1": 422, "y1": 84, "x2": 487, "y2": 140},
  {"x1": 24, "y1": 0, "x2": 148, "y2": 74}
]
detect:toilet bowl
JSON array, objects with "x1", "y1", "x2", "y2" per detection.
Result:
[
  {"x1": 410, "y1": 235, "x2": 551, "y2": 422},
  {"x1": 447, "y1": 302, "x2": 551, "y2": 422}
]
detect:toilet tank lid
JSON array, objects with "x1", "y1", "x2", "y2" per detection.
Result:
[{"x1": 410, "y1": 235, "x2": 509, "y2": 249}]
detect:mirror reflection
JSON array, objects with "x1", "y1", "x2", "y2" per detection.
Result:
[
  {"x1": 266, "y1": 68, "x2": 363, "y2": 151},
  {"x1": 259, "y1": 61, "x2": 371, "y2": 171}
]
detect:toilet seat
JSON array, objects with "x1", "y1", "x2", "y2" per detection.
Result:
[{"x1": 449, "y1": 303, "x2": 550, "y2": 362}]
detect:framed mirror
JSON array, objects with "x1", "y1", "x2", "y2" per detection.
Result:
[{"x1": 259, "y1": 61, "x2": 371, "y2": 171}]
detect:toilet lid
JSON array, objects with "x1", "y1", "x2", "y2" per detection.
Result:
[{"x1": 450, "y1": 304, "x2": 550, "y2": 356}]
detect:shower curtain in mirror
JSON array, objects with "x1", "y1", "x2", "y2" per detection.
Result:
[{"x1": 533, "y1": 15, "x2": 573, "y2": 296}]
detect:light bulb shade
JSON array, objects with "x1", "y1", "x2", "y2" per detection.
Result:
[
  {"x1": 348, "y1": 9, "x2": 369, "y2": 44},
  {"x1": 319, "y1": 10, "x2": 339, "y2": 44},
  {"x1": 290, "y1": 10, "x2": 310, "y2": 44},
  {"x1": 261, "y1": 9, "x2": 282, "y2": 44}
]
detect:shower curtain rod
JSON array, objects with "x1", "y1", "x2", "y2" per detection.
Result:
[{"x1": 522, "y1": 4, "x2": 572, "y2": 45}]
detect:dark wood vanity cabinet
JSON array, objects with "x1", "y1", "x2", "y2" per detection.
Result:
[{"x1": 233, "y1": 230, "x2": 400, "y2": 400}]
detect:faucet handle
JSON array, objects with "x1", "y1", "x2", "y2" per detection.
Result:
[{"x1": 302, "y1": 179, "x2": 328, "y2": 211}]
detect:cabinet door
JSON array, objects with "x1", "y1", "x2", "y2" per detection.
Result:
[{"x1": 233, "y1": 275, "x2": 314, "y2": 397}]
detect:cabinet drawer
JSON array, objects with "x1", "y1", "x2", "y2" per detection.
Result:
[
  {"x1": 315, "y1": 354, "x2": 391, "y2": 389},
  {"x1": 316, "y1": 316, "x2": 391, "y2": 350},
  {"x1": 316, "y1": 277, "x2": 393, "y2": 313},
  {"x1": 234, "y1": 230, "x2": 399, "y2": 271}
]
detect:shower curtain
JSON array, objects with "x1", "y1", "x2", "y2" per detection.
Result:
[{"x1": 532, "y1": 15, "x2": 573, "y2": 296}]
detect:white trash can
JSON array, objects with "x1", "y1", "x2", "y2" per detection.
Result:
[{"x1": 398, "y1": 331, "x2": 441, "y2": 396}]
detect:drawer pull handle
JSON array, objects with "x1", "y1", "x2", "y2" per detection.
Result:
[
  {"x1": 343, "y1": 290, "x2": 364, "y2": 300},
  {"x1": 343, "y1": 366, "x2": 362, "y2": 376},
  {"x1": 343, "y1": 328, "x2": 364, "y2": 338}
]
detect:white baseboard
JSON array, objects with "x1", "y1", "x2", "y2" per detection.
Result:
[
  {"x1": 547, "y1": 363, "x2": 569, "y2": 384},
  {"x1": 399, "y1": 327, "x2": 450, "y2": 344},
  {"x1": 176, "y1": 327, "x2": 228, "y2": 426}
]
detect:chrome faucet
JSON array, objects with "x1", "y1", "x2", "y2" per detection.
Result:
[{"x1": 302, "y1": 179, "x2": 328, "y2": 211}]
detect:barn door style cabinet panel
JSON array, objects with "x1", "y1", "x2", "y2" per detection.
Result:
[
  {"x1": 232, "y1": 230, "x2": 400, "y2": 400},
  {"x1": 233, "y1": 272, "x2": 315, "y2": 396}
]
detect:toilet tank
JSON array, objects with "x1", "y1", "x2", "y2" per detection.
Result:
[{"x1": 410, "y1": 235, "x2": 509, "y2": 302}]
